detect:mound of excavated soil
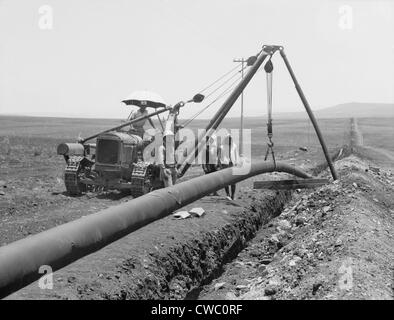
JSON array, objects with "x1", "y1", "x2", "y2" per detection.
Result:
[{"x1": 199, "y1": 155, "x2": 394, "y2": 300}]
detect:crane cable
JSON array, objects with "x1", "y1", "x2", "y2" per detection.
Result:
[
  {"x1": 196, "y1": 47, "x2": 263, "y2": 97},
  {"x1": 263, "y1": 59, "x2": 276, "y2": 166},
  {"x1": 181, "y1": 75, "x2": 244, "y2": 127},
  {"x1": 182, "y1": 63, "x2": 250, "y2": 126},
  {"x1": 197, "y1": 62, "x2": 242, "y2": 94},
  {"x1": 203, "y1": 70, "x2": 242, "y2": 100}
]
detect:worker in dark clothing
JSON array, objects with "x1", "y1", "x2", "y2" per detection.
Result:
[
  {"x1": 202, "y1": 134, "x2": 220, "y2": 196},
  {"x1": 218, "y1": 134, "x2": 239, "y2": 200}
]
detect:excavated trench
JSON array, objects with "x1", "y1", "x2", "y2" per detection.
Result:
[
  {"x1": 175, "y1": 153, "x2": 345, "y2": 300},
  {"x1": 183, "y1": 190, "x2": 290, "y2": 300},
  {"x1": 2, "y1": 120, "x2": 357, "y2": 300},
  {"x1": 6, "y1": 181, "x2": 293, "y2": 300},
  {"x1": 85, "y1": 123, "x2": 353, "y2": 300},
  {"x1": 106, "y1": 189, "x2": 292, "y2": 300},
  {"x1": 77, "y1": 150, "x2": 345, "y2": 300},
  {"x1": 5, "y1": 151, "x2": 344, "y2": 300}
]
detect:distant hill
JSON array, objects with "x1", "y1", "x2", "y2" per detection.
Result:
[
  {"x1": 182, "y1": 103, "x2": 394, "y2": 125},
  {"x1": 188, "y1": 102, "x2": 394, "y2": 128},
  {"x1": 273, "y1": 102, "x2": 394, "y2": 119},
  {"x1": 314, "y1": 102, "x2": 394, "y2": 118}
]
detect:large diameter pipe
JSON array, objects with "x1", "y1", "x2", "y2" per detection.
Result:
[{"x1": 0, "y1": 161, "x2": 310, "y2": 298}]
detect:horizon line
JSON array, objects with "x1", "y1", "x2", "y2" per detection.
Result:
[{"x1": 0, "y1": 101, "x2": 393, "y2": 120}]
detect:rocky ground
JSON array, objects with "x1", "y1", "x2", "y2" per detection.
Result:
[{"x1": 198, "y1": 154, "x2": 394, "y2": 300}]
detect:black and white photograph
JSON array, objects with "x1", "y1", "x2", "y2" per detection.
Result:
[{"x1": 0, "y1": 0, "x2": 393, "y2": 309}]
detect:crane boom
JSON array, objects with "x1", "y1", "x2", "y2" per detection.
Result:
[{"x1": 178, "y1": 50, "x2": 271, "y2": 177}]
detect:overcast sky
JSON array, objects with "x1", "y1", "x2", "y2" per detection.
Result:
[{"x1": 0, "y1": 0, "x2": 393, "y2": 119}]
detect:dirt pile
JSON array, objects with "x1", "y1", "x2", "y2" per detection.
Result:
[{"x1": 199, "y1": 155, "x2": 394, "y2": 300}]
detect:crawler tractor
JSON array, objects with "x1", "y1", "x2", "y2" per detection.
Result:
[{"x1": 57, "y1": 94, "x2": 204, "y2": 197}]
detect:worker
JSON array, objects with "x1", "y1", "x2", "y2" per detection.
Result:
[
  {"x1": 218, "y1": 133, "x2": 239, "y2": 200},
  {"x1": 156, "y1": 144, "x2": 172, "y2": 187},
  {"x1": 202, "y1": 134, "x2": 220, "y2": 196},
  {"x1": 202, "y1": 133, "x2": 219, "y2": 174},
  {"x1": 127, "y1": 105, "x2": 155, "y2": 138},
  {"x1": 155, "y1": 131, "x2": 176, "y2": 187}
]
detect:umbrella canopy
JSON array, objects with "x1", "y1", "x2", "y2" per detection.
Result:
[{"x1": 122, "y1": 90, "x2": 167, "y2": 109}]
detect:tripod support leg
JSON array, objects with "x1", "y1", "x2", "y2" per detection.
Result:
[{"x1": 279, "y1": 49, "x2": 338, "y2": 180}]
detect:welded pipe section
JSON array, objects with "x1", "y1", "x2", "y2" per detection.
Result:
[
  {"x1": 0, "y1": 160, "x2": 310, "y2": 298},
  {"x1": 279, "y1": 49, "x2": 338, "y2": 180},
  {"x1": 178, "y1": 51, "x2": 270, "y2": 177}
]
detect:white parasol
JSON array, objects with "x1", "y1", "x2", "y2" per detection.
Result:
[{"x1": 122, "y1": 90, "x2": 167, "y2": 109}]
